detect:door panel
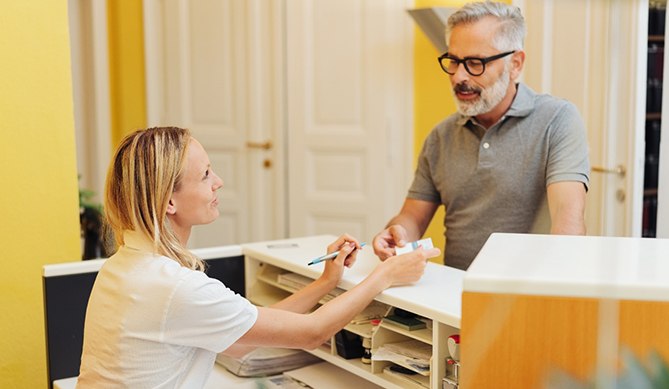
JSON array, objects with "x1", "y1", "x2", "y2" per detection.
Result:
[
  {"x1": 286, "y1": 0, "x2": 413, "y2": 241},
  {"x1": 145, "y1": 0, "x2": 412, "y2": 246},
  {"x1": 145, "y1": 0, "x2": 271, "y2": 248}
]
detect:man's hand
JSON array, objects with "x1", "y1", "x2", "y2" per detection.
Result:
[{"x1": 372, "y1": 224, "x2": 409, "y2": 261}]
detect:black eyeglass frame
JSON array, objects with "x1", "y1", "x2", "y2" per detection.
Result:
[{"x1": 437, "y1": 50, "x2": 516, "y2": 76}]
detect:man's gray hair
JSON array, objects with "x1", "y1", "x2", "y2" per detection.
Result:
[{"x1": 445, "y1": 1, "x2": 526, "y2": 52}]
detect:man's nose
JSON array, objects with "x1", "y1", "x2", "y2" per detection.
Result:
[{"x1": 450, "y1": 62, "x2": 470, "y2": 84}]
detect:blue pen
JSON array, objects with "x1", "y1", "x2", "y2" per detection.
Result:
[{"x1": 307, "y1": 242, "x2": 367, "y2": 266}]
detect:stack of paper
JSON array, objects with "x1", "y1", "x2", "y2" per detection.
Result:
[
  {"x1": 373, "y1": 339, "x2": 432, "y2": 375},
  {"x1": 276, "y1": 272, "x2": 346, "y2": 302},
  {"x1": 259, "y1": 375, "x2": 311, "y2": 389},
  {"x1": 216, "y1": 347, "x2": 321, "y2": 377},
  {"x1": 277, "y1": 272, "x2": 312, "y2": 290},
  {"x1": 350, "y1": 301, "x2": 389, "y2": 324}
]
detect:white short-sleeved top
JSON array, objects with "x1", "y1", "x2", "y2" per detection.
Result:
[{"x1": 77, "y1": 231, "x2": 258, "y2": 388}]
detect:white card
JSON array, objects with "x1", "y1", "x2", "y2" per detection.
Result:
[{"x1": 395, "y1": 238, "x2": 434, "y2": 255}]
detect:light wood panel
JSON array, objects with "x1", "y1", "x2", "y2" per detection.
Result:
[
  {"x1": 461, "y1": 292, "x2": 669, "y2": 388},
  {"x1": 461, "y1": 292, "x2": 599, "y2": 388},
  {"x1": 619, "y1": 300, "x2": 669, "y2": 360}
]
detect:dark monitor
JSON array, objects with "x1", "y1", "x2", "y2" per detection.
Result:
[{"x1": 42, "y1": 246, "x2": 245, "y2": 388}]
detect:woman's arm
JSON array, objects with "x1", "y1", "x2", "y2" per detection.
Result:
[
  {"x1": 233, "y1": 246, "x2": 440, "y2": 350},
  {"x1": 222, "y1": 235, "x2": 361, "y2": 357}
]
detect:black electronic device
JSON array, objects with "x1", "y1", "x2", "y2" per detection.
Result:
[
  {"x1": 389, "y1": 364, "x2": 419, "y2": 375},
  {"x1": 334, "y1": 330, "x2": 365, "y2": 359}
]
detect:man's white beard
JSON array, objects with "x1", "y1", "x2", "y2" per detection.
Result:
[{"x1": 455, "y1": 66, "x2": 511, "y2": 117}]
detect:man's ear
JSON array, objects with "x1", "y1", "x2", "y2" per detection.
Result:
[
  {"x1": 167, "y1": 198, "x2": 177, "y2": 215},
  {"x1": 510, "y1": 50, "x2": 525, "y2": 80}
]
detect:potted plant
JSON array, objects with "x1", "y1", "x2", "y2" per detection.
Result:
[{"x1": 79, "y1": 181, "x2": 111, "y2": 259}]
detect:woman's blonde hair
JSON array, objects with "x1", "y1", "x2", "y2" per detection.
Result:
[{"x1": 104, "y1": 127, "x2": 205, "y2": 271}]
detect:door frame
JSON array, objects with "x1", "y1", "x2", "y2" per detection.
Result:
[{"x1": 68, "y1": 0, "x2": 112, "y2": 204}]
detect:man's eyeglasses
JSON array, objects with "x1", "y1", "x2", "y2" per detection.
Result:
[{"x1": 437, "y1": 50, "x2": 516, "y2": 76}]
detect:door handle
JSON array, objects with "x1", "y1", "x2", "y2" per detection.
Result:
[
  {"x1": 246, "y1": 140, "x2": 272, "y2": 150},
  {"x1": 591, "y1": 164, "x2": 626, "y2": 177}
]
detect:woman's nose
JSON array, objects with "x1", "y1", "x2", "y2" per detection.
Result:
[{"x1": 213, "y1": 172, "x2": 223, "y2": 191}]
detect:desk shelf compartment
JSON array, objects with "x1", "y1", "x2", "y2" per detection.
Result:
[
  {"x1": 380, "y1": 319, "x2": 432, "y2": 345},
  {"x1": 432, "y1": 322, "x2": 460, "y2": 389},
  {"x1": 307, "y1": 345, "x2": 407, "y2": 389},
  {"x1": 255, "y1": 263, "x2": 299, "y2": 293},
  {"x1": 371, "y1": 326, "x2": 432, "y2": 389},
  {"x1": 382, "y1": 366, "x2": 431, "y2": 389},
  {"x1": 253, "y1": 263, "x2": 347, "y2": 306},
  {"x1": 246, "y1": 263, "x2": 292, "y2": 306}
]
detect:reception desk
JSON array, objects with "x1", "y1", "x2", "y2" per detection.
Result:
[
  {"x1": 461, "y1": 233, "x2": 669, "y2": 388},
  {"x1": 47, "y1": 233, "x2": 669, "y2": 388}
]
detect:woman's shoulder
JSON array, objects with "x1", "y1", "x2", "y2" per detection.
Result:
[{"x1": 102, "y1": 247, "x2": 202, "y2": 286}]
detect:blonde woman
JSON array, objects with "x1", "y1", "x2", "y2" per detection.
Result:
[{"x1": 77, "y1": 127, "x2": 439, "y2": 388}]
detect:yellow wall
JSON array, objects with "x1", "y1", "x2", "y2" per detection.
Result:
[
  {"x1": 108, "y1": 0, "x2": 147, "y2": 147},
  {"x1": 413, "y1": 0, "x2": 509, "y2": 263},
  {"x1": 414, "y1": 0, "x2": 468, "y2": 263},
  {"x1": 0, "y1": 2, "x2": 81, "y2": 388}
]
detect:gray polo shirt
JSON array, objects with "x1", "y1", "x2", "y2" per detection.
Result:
[{"x1": 408, "y1": 83, "x2": 590, "y2": 270}]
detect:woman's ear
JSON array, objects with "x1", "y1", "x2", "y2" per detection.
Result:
[{"x1": 166, "y1": 198, "x2": 177, "y2": 215}]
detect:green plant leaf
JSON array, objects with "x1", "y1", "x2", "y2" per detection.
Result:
[{"x1": 648, "y1": 350, "x2": 669, "y2": 388}]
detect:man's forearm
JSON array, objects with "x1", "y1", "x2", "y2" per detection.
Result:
[
  {"x1": 386, "y1": 213, "x2": 426, "y2": 241},
  {"x1": 550, "y1": 209, "x2": 586, "y2": 235},
  {"x1": 547, "y1": 182, "x2": 587, "y2": 235}
]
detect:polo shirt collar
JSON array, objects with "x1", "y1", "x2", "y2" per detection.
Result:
[{"x1": 454, "y1": 82, "x2": 535, "y2": 127}]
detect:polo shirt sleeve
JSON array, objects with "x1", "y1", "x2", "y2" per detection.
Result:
[
  {"x1": 407, "y1": 131, "x2": 442, "y2": 203},
  {"x1": 546, "y1": 102, "x2": 591, "y2": 190},
  {"x1": 162, "y1": 271, "x2": 258, "y2": 353}
]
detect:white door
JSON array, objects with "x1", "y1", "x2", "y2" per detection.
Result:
[
  {"x1": 144, "y1": 0, "x2": 413, "y2": 246},
  {"x1": 143, "y1": 0, "x2": 285, "y2": 247},
  {"x1": 520, "y1": 0, "x2": 647, "y2": 237},
  {"x1": 286, "y1": 0, "x2": 414, "y2": 240}
]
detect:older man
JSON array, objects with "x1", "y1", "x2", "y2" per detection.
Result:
[{"x1": 373, "y1": 1, "x2": 590, "y2": 270}]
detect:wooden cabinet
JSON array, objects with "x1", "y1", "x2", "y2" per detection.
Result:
[
  {"x1": 242, "y1": 235, "x2": 465, "y2": 389},
  {"x1": 461, "y1": 233, "x2": 669, "y2": 388}
]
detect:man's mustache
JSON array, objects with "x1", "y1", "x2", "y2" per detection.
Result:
[{"x1": 454, "y1": 83, "x2": 481, "y2": 94}]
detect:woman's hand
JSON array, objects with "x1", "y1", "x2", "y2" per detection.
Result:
[
  {"x1": 375, "y1": 246, "x2": 440, "y2": 287},
  {"x1": 319, "y1": 234, "x2": 362, "y2": 288}
]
